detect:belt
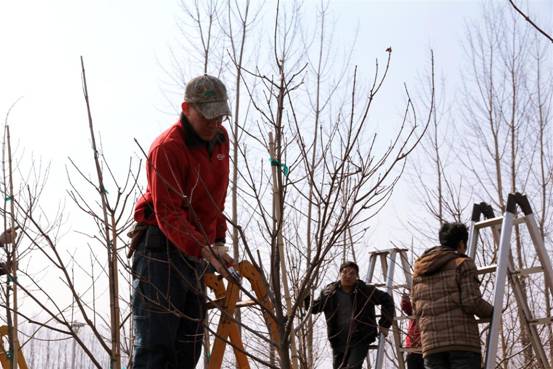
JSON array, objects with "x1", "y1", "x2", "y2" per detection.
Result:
[{"x1": 146, "y1": 225, "x2": 204, "y2": 264}]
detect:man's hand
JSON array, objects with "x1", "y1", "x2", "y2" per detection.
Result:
[
  {"x1": 379, "y1": 326, "x2": 389, "y2": 337},
  {"x1": 0, "y1": 227, "x2": 18, "y2": 245},
  {"x1": 212, "y1": 241, "x2": 227, "y2": 257},
  {"x1": 400, "y1": 293, "x2": 413, "y2": 315},
  {"x1": 201, "y1": 246, "x2": 239, "y2": 283}
]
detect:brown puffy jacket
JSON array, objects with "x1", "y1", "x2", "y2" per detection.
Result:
[{"x1": 412, "y1": 246, "x2": 493, "y2": 356}]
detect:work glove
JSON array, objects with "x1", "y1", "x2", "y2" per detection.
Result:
[
  {"x1": 213, "y1": 241, "x2": 227, "y2": 257},
  {"x1": 201, "y1": 246, "x2": 240, "y2": 283}
]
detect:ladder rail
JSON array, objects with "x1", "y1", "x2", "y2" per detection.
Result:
[
  {"x1": 367, "y1": 249, "x2": 408, "y2": 369},
  {"x1": 467, "y1": 221, "x2": 479, "y2": 259},
  {"x1": 485, "y1": 211, "x2": 514, "y2": 369},
  {"x1": 205, "y1": 261, "x2": 281, "y2": 369},
  {"x1": 524, "y1": 213, "x2": 553, "y2": 296},
  {"x1": 399, "y1": 251, "x2": 413, "y2": 290},
  {"x1": 0, "y1": 326, "x2": 27, "y2": 369},
  {"x1": 471, "y1": 193, "x2": 552, "y2": 369},
  {"x1": 366, "y1": 255, "x2": 377, "y2": 284},
  {"x1": 506, "y1": 257, "x2": 550, "y2": 368}
]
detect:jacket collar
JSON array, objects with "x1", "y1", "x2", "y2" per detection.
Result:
[
  {"x1": 413, "y1": 245, "x2": 464, "y2": 277},
  {"x1": 180, "y1": 113, "x2": 226, "y2": 150},
  {"x1": 327, "y1": 280, "x2": 365, "y2": 295}
]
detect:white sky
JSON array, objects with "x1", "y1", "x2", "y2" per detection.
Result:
[
  {"x1": 1, "y1": 0, "x2": 551, "y2": 292},
  {"x1": 0, "y1": 0, "x2": 550, "y2": 222},
  {"x1": 0, "y1": 0, "x2": 552, "y2": 365}
]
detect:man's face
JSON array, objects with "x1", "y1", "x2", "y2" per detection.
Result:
[
  {"x1": 340, "y1": 266, "x2": 358, "y2": 289},
  {"x1": 185, "y1": 103, "x2": 226, "y2": 141}
]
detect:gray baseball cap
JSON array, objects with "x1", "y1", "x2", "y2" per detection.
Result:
[{"x1": 184, "y1": 74, "x2": 231, "y2": 119}]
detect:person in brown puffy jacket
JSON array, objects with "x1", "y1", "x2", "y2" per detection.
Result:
[{"x1": 411, "y1": 222, "x2": 493, "y2": 369}]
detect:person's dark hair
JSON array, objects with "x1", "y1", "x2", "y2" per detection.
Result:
[
  {"x1": 439, "y1": 222, "x2": 468, "y2": 249},
  {"x1": 339, "y1": 261, "x2": 359, "y2": 274}
]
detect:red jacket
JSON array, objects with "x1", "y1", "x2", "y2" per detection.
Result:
[
  {"x1": 400, "y1": 295, "x2": 421, "y2": 349},
  {"x1": 134, "y1": 116, "x2": 229, "y2": 258}
]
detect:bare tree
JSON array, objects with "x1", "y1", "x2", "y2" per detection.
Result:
[
  {"x1": 0, "y1": 58, "x2": 141, "y2": 369},
  {"x1": 166, "y1": 1, "x2": 435, "y2": 369},
  {"x1": 508, "y1": 0, "x2": 553, "y2": 44}
]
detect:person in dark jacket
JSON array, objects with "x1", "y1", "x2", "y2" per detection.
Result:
[
  {"x1": 412, "y1": 222, "x2": 493, "y2": 369},
  {"x1": 308, "y1": 261, "x2": 395, "y2": 369},
  {"x1": 131, "y1": 74, "x2": 236, "y2": 369}
]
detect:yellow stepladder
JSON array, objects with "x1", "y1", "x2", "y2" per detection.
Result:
[
  {"x1": 0, "y1": 325, "x2": 28, "y2": 369},
  {"x1": 204, "y1": 260, "x2": 281, "y2": 369}
]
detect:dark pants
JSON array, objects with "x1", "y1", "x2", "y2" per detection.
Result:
[
  {"x1": 406, "y1": 353, "x2": 425, "y2": 369},
  {"x1": 131, "y1": 226, "x2": 207, "y2": 369},
  {"x1": 424, "y1": 351, "x2": 481, "y2": 369},
  {"x1": 332, "y1": 343, "x2": 370, "y2": 369}
]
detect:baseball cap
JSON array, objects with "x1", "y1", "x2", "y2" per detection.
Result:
[{"x1": 184, "y1": 74, "x2": 232, "y2": 120}]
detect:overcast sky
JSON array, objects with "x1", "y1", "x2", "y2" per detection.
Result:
[
  {"x1": 2, "y1": 0, "x2": 549, "y2": 163},
  {"x1": 0, "y1": 0, "x2": 551, "y2": 261},
  {"x1": 0, "y1": 0, "x2": 551, "y2": 270}
]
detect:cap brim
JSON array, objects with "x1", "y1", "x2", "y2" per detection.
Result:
[{"x1": 196, "y1": 101, "x2": 231, "y2": 120}]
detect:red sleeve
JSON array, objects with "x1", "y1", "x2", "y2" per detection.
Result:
[
  {"x1": 215, "y1": 201, "x2": 228, "y2": 242},
  {"x1": 214, "y1": 139, "x2": 229, "y2": 242},
  {"x1": 148, "y1": 143, "x2": 206, "y2": 255}
]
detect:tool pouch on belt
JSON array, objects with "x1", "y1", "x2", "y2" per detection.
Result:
[{"x1": 127, "y1": 223, "x2": 147, "y2": 258}]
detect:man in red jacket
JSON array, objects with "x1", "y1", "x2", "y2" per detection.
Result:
[{"x1": 131, "y1": 74, "x2": 235, "y2": 369}]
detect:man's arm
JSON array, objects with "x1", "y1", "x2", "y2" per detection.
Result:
[
  {"x1": 400, "y1": 293, "x2": 413, "y2": 315},
  {"x1": 214, "y1": 135, "x2": 229, "y2": 244},
  {"x1": 148, "y1": 143, "x2": 206, "y2": 256},
  {"x1": 307, "y1": 290, "x2": 327, "y2": 315},
  {"x1": 150, "y1": 143, "x2": 236, "y2": 277},
  {"x1": 372, "y1": 287, "x2": 395, "y2": 328},
  {"x1": 457, "y1": 258, "x2": 493, "y2": 318}
]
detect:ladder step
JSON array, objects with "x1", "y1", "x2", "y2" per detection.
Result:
[
  {"x1": 399, "y1": 347, "x2": 422, "y2": 354},
  {"x1": 475, "y1": 216, "x2": 504, "y2": 229},
  {"x1": 530, "y1": 317, "x2": 553, "y2": 325},
  {"x1": 517, "y1": 266, "x2": 544, "y2": 276},
  {"x1": 475, "y1": 215, "x2": 526, "y2": 229},
  {"x1": 476, "y1": 317, "x2": 492, "y2": 324},
  {"x1": 395, "y1": 315, "x2": 415, "y2": 321},
  {"x1": 373, "y1": 283, "x2": 409, "y2": 289},
  {"x1": 206, "y1": 297, "x2": 225, "y2": 309},
  {"x1": 478, "y1": 264, "x2": 497, "y2": 274},
  {"x1": 477, "y1": 264, "x2": 543, "y2": 276},
  {"x1": 207, "y1": 299, "x2": 257, "y2": 310},
  {"x1": 369, "y1": 248, "x2": 410, "y2": 255}
]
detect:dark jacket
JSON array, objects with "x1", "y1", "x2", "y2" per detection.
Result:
[
  {"x1": 134, "y1": 116, "x2": 229, "y2": 258},
  {"x1": 310, "y1": 280, "x2": 394, "y2": 349},
  {"x1": 412, "y1": 246, "x2": 493, "y2": 356}
]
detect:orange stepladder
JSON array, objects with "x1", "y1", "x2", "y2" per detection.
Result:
[
  {"x1": 0, "y1": 325, "x2": 28, "y2": 369},
  {"x1": 204, "y1": 260, "x2": 281, "y2": 369}
]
